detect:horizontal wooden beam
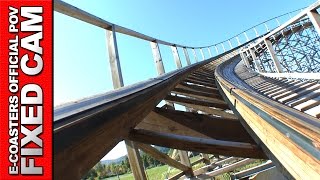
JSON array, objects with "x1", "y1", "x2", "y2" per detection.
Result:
[
  {"x1": 172, "y1": 87, "x2": 221, "y2": 99},
  {"x1": 154, "y1": 108, "x2": 255, "y2": 143},
  {"x1": 168, "y1": 171, "x2": 185, "y2": 180},
  {"x1": 165, "y1": 94, "x2": 229, "y2": 110},
  {"x1": 136, "y1": 143, "x2": 193, "y2": 176},
  {"x1": 178, "y1": 82, "x2": 219, "y2": 94},
  {"x1": 128, "y1": 129, "x2": 266, "y2": 159},
  {"x1": 185, "y1": 78, "x2": 217, "y2": 88},
  {"x1": 203, "y1": 158, "x2": 256, "y2": 177},
  {"x1": 232, "y1": 160, "x2": 274, "y2": 179},
  {"x1": 135, "y1": 111, "x2": 210, "y2": 138},
  {"x1": 192, "y1": 157, "x2": 239, "y2": 176},
  {"x1": 169, "y1": 100, "x2": 237, "y2": 119}
]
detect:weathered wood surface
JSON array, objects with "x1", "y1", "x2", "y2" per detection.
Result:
[
  {"x1": 165, "y1": 94, "x2": 229, "y2": 110},
  {"x1": 128, "y1": 129, "x2": 266, "y2": 159},
  {"x1": 135, "y1": 111, "x2": 210, "y2": 138},
  {"x1": 53, "y1": 58, "x2": 212, "y2": 179},
  {"x1": 136, "y1": 143, "x2": 193, "y2": 176},
  {"x1": 215, "y1": 55, "x2": 320, "y2": 179},
  {"x1": 154, "y1": 108, "x2": 255, "y2": 143}
]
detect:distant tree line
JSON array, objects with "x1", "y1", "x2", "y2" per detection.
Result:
[{"x1": 83, "y1": 147, "x2": 170, "y2": 180}]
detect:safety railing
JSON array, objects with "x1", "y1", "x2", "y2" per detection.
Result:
[
  {"x1": 54, "y1": 0, "x2": 306, "y2": 87},
  {"x1": 239, "y1": 1, "x2": 320, "y2": 80}
]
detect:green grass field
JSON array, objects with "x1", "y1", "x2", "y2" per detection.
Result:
[
  {"x1": 105, "y1": 155, "x2": 202, "y2": 180},
  {"x1": 105, "y1": 156, "x2": 265, "y2": 180}
]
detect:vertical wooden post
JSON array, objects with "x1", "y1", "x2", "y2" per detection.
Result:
[
  {"x1": 107, "y1": 25, "x2": 124, "y2": 89},
  {"x1": 200, "y1": 48, "x2": 205, "y2": 60},
  {"x1": 236, "y1": 36, "x2": 241, "y2": 46},
  {"x1": 253, "y1": 27, "x2": 259, "y2": 37},
  {"x1": 183, "y1": 47, "x2": 191, "y2": 65},
  {"x1": 192, "y1": 48, "x2": 198, "y2": 62},
  {"x1": 264, "y1": 23, "x2": 270, "y2": 32},
  {"x1": 150, "y1": 41, "x2": 165, "y2": 75},
  {"x1": 150, "y1": 42, "x2": 174, "y2": 109},
  {"x1": 264, "y1": 39, "x2": 283, "y2": 73},
  {"x1": 228, "y1": 40, "x2": 233, "y2": 49},
  {"x1": 240, "y1": 52, "x2": 250, "y2": 68},
  {"x1": 207, "y1": 47, "x2": 212, "y2": 57},
  {"x1": 215, "y1": 45, "x2": 219, "y2": 55},
  {"x1": 178, "y1": 150, "x2": 191, "y2": 168},
  {"x1": 307, "y1": 9, "x2": 320, "y2": 35},
  {"x1": 249, "y1": 48, "x2": 263, "y2": 72},
  {"x1": 202, "y1": 154, "x2": 211, "y2": 165},
  {"x1": 171, "y1": 45, "x2": 182, "y2": 68},
  {"x1": 126, "y1": 141, "x2": 148, "y2": 180},
  {"x1": 106, "y1": 25, "x2": 147, "y2": 180},
  {"x1": 244, "y1": 32, "x2": 250, "y2": 42},
  {"x1": 221, "y1": 43, "x2": 226, "y2": 52}
]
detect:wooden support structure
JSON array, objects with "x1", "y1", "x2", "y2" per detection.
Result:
[
  {"x1": 264, "y1": 39, "x2": 283, "y2": 73},
  {"x1": 203, "y1": 158, "x2": 256, "y2": 177},
  {"x1": 54, "y1": 58, "x2": 212, "y2": 179},
  {"x1": 136, "y1": 143, "x2": 194, "y2": 177},
  {"x1": 183, "y1": 47, "x2": 192, "y2": 65},
  {"x1": 125, "y1": 141, "x2": 147, "y2": 180},
  {"x1": 215, "y1": 55, "x2": 320, "y2": 179},
  {"x1": 307, "y1": 9, "x2": 320, "y2": 37},
  {"x1": 200, "y1": 48, "x2": 205, "y2": 60},
  {"x1": 128, "y1": 129, "x2": 267, "y2": 159},
  {"x1": 192, "y1": 48, "x2": 198, "y2": 62},
  {"x1": 193, "y1": 157, "x2": 239, "y2": 176},
  {"x1": 153, "y1": 108, "x2": 254, "y2": 143},
  {"x1": 171, "y1": 45, "x2": 182, "y2": 68},
  {"x1": 107, "y1": 26, "x2": 147, "y2": 180},
  {"x1": 106, "y1": 25, "x2": 123, "y2": 88},
  {"x1": 207, "y1": 47, "x2": 212, "y2": 57},
  {"x1": 231, "y1": 160, "x2": 274, "y2": 179},
  {"x1": 150, "y1": 41, "x2": 165, "y2": 76},
  {"x1": 249, "y1": 48, "x2": 263, "y2": 72},
  {"x1": 165, "y1": 94, "x2": 229, "y2": 110}
]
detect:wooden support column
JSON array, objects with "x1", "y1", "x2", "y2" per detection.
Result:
[
  {"x1": 150, "y1": 41, "x2": 165, "y2": 76},
  {"x1": 170, "y1": 46, "x2": 193, "y2": 176},
  {"x1": 307, "y1": 9, "x2": 320, "y2": 36},
  {"x1": 264, "y1": 39, "x2": 283, "y2": 73},
  {"x1": 236, "y1": 36, "x2": 241, "y2": 46},
  {"x1": 183, "y1": 47, "x2": 191, "y2": 65},
  {"x1": 171, "y1": 45, "x2": 182, "y2": 68},
  {"x1": 192, "y1": 48, "x2": 198, "y2": 62},
  {"x1": 107, "y1": 25, "x2": 124, "y2": 88},
  {"x1": 107, "y1": 25, "x2": 147, "y2": 180},
  {"x1": 202, "y1": 154, "x2": 211, "y2": 165},
  {"x1": 207, "y1": 47, "x2": 212, "y2": 57},
  {"x1": 200, "y1": 48, "x2": 205, "y2": 60},
  {"x1": 136, "y1": 143, "x2": 193, "y2": 177},
  {"x1": 214, "y1": 45, "x2": 219, "y2": 55},
  {"x1": 249, "y1": 48, "x2": 263, "y2": 72},
  {"x1": 221, "y1": 43, "x2": 226, "y2": 52},
  {"x1": 150, "y1": 41, "x2": 174, "y2": 109},
  {"x1": 126, "y1": 141, "x2": 148, "y2": 180},
  {"x1": 228, "y1": 40, "x2": 233, "y2": 49},
  {"x1": 178, "y1": 150, "x2": 192, "y2": 167},
  {"x1": 240, "y1": 52, "x2": 250, "y2": 68}
]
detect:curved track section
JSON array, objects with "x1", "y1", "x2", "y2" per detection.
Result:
[{"x1": 215, "y1": 55, "x2": 320, "y2": 179}]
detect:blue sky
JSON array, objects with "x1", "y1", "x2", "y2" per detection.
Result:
[{"x1": 54, "y1": 0, "x2": 316, "y2": 160}]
